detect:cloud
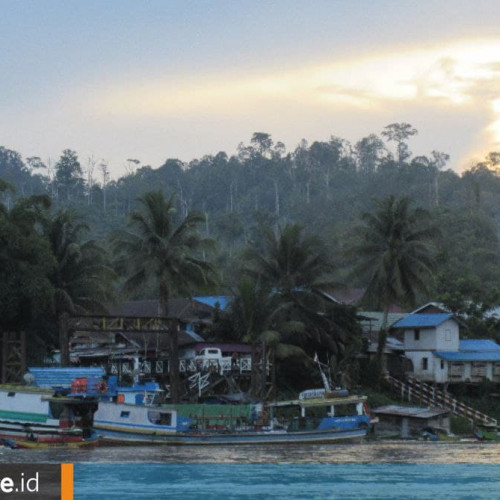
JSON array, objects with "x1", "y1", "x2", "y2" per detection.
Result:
[{"x1": 77, "y1": 37, "x2": 500, "y2": 170}]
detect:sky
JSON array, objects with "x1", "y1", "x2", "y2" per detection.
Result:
[{"x1": 3, "y1": 0, "x2": 500, "y2": 178}]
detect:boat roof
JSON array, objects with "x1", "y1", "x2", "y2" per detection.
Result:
[
  {"x1": 29, "y1": 367, "x2": 106, "y2": 388},
  {"x1": 268, "y1": 394, "x2": 367, "y2": 408},
  {"x1": 0, "y1": 384, "x2": 53, "y2": 394}
]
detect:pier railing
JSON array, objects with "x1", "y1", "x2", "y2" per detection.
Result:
[{"x1": 383, "y1": 373, "x2": 497, "y2": 428}]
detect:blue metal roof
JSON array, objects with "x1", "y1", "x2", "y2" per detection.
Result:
[
  {"x1": 434, "y1": 351, "x2": 500, "y2": 362},
  {"x1": 194, "y1": 296, "x2": 231, "y2": 311},
  {"x1": 29, "y1": 367, "x2": 105, "y2": 388},
  {"x1": 459, "y1": 340, "x2": 500, "y2": 352},
  {"x1": 393, "y1": 313, "x2": 454, "y2": 329}
]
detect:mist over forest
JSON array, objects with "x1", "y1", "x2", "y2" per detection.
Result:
[{"x1": 3, "y1": 122, "x2": 500, "y2": 362}]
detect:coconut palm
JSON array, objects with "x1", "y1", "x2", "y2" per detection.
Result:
[
  {"x1": 43, "y1": 210, "x2": 114, "y2": 365},
  {"x1": 112, "y1": 191, "x2": 216, "y2": 402},
  {"x1": 245, "y1": 223, "x2": 335, "y2": 302},
  {"x1": 349, "y1": 195, "x2": 439, "y2": 358},
  {"x1": 241, "y1": 224, "x2": 363, "y2": 391},
  {"x1": 229, "y1": 277, "x2": 304, "y2": 399}
]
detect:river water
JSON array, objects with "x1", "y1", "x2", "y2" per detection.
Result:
[{"x1": 1, "y1": 441, "x2": 499, "y2": 498}]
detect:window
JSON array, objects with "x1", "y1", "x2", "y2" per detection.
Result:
[
  {"x1": 120, "y1": 411, "x2": 130, "y2": 418},
  {"x1": 7, "y1": 392, "x2": 15, "y2": 397},
  {"x1": 148, "y1": 411, "x2": 172, "y2": 426},
  {"x1": 422, "y1": 358, "x2": 428, "y2": 370},
  {"x1": 414, "y1": 329, "x2": 420, "y2": 341},
  {"x1": 445, "y1": 329, "x2": 452, "y2": 341},
  {"x1": 440, "y1": 360, "x2": 445, "y2": 370}
]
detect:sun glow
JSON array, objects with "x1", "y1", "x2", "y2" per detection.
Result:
[{"x1": 89, "y1": 38, "x2": 500, "y2": 164}]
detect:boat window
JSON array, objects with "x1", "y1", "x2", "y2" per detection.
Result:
[
  {"x1": 120, "y1": 411, "x2": 130, "y2": 418},
  {"x1": 148, "y1": 411, "x2": 172, "y2": 426},
  {"x1": 49, "y1": 401, "x2": 65, "y2": 419},
  {"x1": 7, "y1": 392, "x2": 15, "y2": 397},
  {"x1": 333, "y1": 404, "x2": 358, "y2": 417}
]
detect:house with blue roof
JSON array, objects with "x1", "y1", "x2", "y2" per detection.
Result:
[
  {"x1": 393, "y1": 313, "x2": 458, "y2": 383},
  {"x1": 392, "y1": 313, "x2": 500, "y2": 384}
]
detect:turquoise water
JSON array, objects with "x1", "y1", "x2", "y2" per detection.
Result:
[
  {"x1": 2, "y1": 441, "x2": 500, "y2": 498},
  {"x1": 74, "y1": 463, "x2": 500, "y2": 499}
]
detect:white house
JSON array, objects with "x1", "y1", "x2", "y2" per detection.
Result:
[
  {"x1": 393, "y1": 313, "x2": 459, "y2": 383},
  {"x1": 392, "y1": 313, "x2": 500, "y2": 384}
]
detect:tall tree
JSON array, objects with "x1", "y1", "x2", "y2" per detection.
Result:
[
  {"x1": 112, "y1": 191, "x2": 216, "y2": 402},
  {"x1": 43, "y1": 211, "x2": 114, "y2": 365},
  {"x1": 381, "y1": 123, "x2": 418, "y2": 166},
  {"x1": 0, "y1": 190, "x2": 55, "y2": 337},
  {"x1": 348, "y1": 195, "x2": 439, "y2": 361},
  {"x1": 54, "y1": 149, "x2": 83, "y2": 201},
  {"x1": 244, "y1": 223, "x2": 335, "y2": 302}
]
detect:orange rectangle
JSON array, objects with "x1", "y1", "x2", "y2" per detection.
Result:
[{"x1": 61, "y1": 463, "x2": 74, "y2": 500}]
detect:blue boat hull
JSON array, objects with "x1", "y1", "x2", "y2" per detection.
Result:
[{"x1": 97, "y1": 427, "x2": 367, "y2": 445}]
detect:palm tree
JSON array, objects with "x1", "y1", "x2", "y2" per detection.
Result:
[
  {"x1": 44, "y1": 210, "x2": 114, "y2": 365},
  {"x1": 112, "y1": 191, "x2": 216, "y2": 403},
  {"x1": 245, "y1": 223, "x2": 335, "y2": 302},
  {"x1": 229, "y1": 277, "x2": 304, "y2": 399},
  {"x1": 242, "y1": 224, "x2": 360, "y2": 392},
  {"x1": 349, "y1": 195, "x2": 439, "y2": 359}
]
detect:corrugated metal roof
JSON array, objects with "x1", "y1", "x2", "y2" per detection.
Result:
[
  {"x1": 194, "y1": 296, "x2": 231, "y2": 311},
  {"x1": 372, "y1": 405, "x2": 449, "y2": 418},
  {"x1": 459, "y1": 340, "x2": 500, "y2": 352},
  {"x1": 434, "y1": 351, "x2": 500, "y2": 362},
  {"x1": 29, "y1": 367, "x2": 105, "y2": 388},
  {"x1": 393, "y1": 313, "x2": 453, "y2": 329}
]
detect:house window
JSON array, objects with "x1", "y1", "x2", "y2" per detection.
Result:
[
  {"x1": 120, "y1": 411, "x2": 130, "y2": 418},
  {"x1": 422, "y1": 358, "x2": 428, "y2": 370},
  {"x1": 440, "y1": 360, "x2": 445, "y2": 370},
  {"x1": 7, "y1": 392, "x2": 15, "y2": 397},
  {"x1": 445, "y1": 329, "x2": 452, "y2": 341},
  {"x1": 414, "y1": 329, "x2": 420, "y2": 341}
]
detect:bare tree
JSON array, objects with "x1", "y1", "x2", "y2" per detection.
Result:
[
  {"x1": 86, "y1": 155, "x2": 98, "y2": 206},
  {"x1": 99, "y1": 160, "x2": 110, "y2": 211}
]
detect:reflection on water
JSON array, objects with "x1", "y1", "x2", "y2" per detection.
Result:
[{"x1": 1, "y1": 440, "x2": 500, "y2": 464}]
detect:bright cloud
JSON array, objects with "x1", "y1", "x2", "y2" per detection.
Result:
[
  {"x1": 82, "y1": 37, "x2": 500, "y2": 170},
  {"x1": 94, "y1": 38, "x2": 500, "y2": 112}
]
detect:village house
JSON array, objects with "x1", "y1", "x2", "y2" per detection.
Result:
[{"x1": 392, "y1": 312, "x2": 500, "y2": 385}]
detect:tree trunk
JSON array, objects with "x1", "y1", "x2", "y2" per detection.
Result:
[
  {"x1": 250, "y1": 342, "x2": 260, "y2": 398},
  {"x1": 159, "y1": 282, "x2": 180, "y2": 403},
  {"x1": 59, "y1": 312, "x2": 70, "y2": 366},
  {"x1": 261, "y1": 341, "x2": 267, "y2": 400}
]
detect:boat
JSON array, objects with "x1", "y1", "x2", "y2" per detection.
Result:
[
  {"x1": 93, "y1": 385, "x2": 372, "y2": 445},
  {"x1": 0, "y1": 384, "x2": 99, "y2": 449}
]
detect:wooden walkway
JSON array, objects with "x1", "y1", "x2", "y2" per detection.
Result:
[{"x1": 383, "y1": 373, "x2": 497, "y2": 428}]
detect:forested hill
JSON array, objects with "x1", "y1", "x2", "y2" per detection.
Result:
[{"x1": 3, "y1": 123, "x2": 500, "y2": 311}]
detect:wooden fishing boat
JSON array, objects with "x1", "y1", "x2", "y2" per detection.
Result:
[
  {"x1": 0, "y1": 385, "x2": 98, "y2": 449},
  {"x1": 93, "y1": 387, "x2": 372, "y2": 445}
]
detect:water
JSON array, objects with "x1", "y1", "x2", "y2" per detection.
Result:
[{"x1": 1, "y1": 441, "x2": 500, "y2": 498}]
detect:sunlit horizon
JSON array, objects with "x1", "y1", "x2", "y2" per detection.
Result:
[{"x1": 3, "y1": 2, "x2": 500, "y2": 177}]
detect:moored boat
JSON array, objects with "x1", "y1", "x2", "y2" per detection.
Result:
[
  {"x1": 93, "y1": 386, "x2": 372, "y2": 445},
  {"x1": 0, "y1": 384, "x2": 99, "y2": 449}
]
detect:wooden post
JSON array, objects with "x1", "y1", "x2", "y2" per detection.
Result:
[
  {"x1": 59, "y1": 312, "x2": 70, "y2": 366},
  {"x1": 1, "y1": 331, "x2": 26, "y2": 384}
]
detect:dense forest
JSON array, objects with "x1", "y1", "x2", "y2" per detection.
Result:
[{"x1": 3, "y1": 122, "x2": 500, "y2": 385}]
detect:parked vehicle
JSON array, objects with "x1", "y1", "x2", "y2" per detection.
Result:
[{"x1": 194, "y1": 347, "x2": 233, "y2": 374}]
